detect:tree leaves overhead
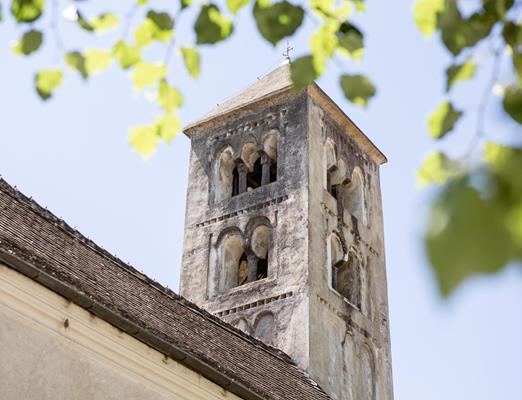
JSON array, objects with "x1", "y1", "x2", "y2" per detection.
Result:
[
  {"x1": 180, "y1": 47, "x2": 200, "y2": 78},
  {"x1": 227, "y1": 0, "x2": 250, "y2": 14},
  {"x1": 35, "y1": 69, "x2": 63, "y2": 100},
  {"x1": 84, "y1": 49, "x2": 112, "y2": 75},
  {"x1": 502, "y1": 86, "x2": 522, "y2": 124},
  {"x1": 113, "y1": 41, "x2": 141, "y2": 69},
  {"x1": 428, "y1": 101, "x2": 462, "y2": 139},
  {"x1": 195, "y1": 4, "x2": 233, "y2": 45},
  {"x1": 417, "y1": 152, "x2": 460, "y2": 187},
  {"x1": 253, "y1": 0, "x2": 304, "y2": 45},
  {"x1": 290, "y1": 55, "x2": 318, "y2": 91},
  {"x1": 340, "y1": 74, "x2": 376, "y2": 107},
  {"x1": 13, "y1": 29, "x2": 42, "y2": 55},
  {"x1": 413, "y1": 0, "x2": 444, "y2": 37},
  {"x1": 134, "y1": 11, "x2": 173, "y2": 46},
  {"x1": 337, "y1": 22, "x2": 364, "y2": 60},
  {"x1": 11, "y1": 0, "x2": 44, "y2": 23},
  {"x1": 130, "y1": 62, "x2": 166, "y2": 91},
  {"x1": 129, "y1": 125, "x2": 159, "y2": 160},
  {"x1": 446, "y1": 61, "x2": 476, "y2": 91},
  {"x1": 65, "y1": 51, "x2": 88, "y2": 79},
  {"x1": 158, "y1": 80, "x2": 184, "y2": 113},
  {"x1": 156, "y1": 114, "x2": 181, "y2": 143},
  {"x1": 310, "y1": 21, "x2": 338, "y2": 74},
  {"x1": 426, "y1": 178, "x2": 514, "y2": 297},
  {"x1": 77, "y1": 12, "x2": 119, "y2": 33}
]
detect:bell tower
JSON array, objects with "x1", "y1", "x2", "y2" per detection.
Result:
[{"x1": 180, "y1": 62, "x2": 393, "y2": 400}]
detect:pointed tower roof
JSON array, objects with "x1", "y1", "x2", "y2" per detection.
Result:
[{"x1": 184, "y1": 62, "x2": 386, "y2": 164}]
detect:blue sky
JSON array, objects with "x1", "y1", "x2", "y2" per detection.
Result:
[{"x1": 1, "y1": 1, "x2": 521, "y2": 399}]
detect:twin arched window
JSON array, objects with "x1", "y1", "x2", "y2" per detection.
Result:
[
  {"x1": 329, "y1": 234, "x2": 364, "y2": 310},
  {"x1": 218, "y1": 224, "x2": 271, "y2": 292},
  {"x1": 324, "y1": 140, "x2": 367, "y2": 225},
  {"x1": 215, "y1": 133, "x2": 278, "y2": 202}
]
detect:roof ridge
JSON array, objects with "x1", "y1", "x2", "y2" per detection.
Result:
[{"x1": 0, "y1": 177, "x2": 295, "y2": 364}]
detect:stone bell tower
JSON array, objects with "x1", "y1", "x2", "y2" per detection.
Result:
[{"x1": 180, "y1": 62, "x2": 393, "y2": 400}]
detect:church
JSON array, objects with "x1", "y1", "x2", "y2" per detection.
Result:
[{"x1": 0, "y1": 62, "x2": 393, "y2": 400}]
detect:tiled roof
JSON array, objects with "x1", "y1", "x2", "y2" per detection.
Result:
[{"x1": 0, "y1": 177, "x2": 330, "y2": 400}]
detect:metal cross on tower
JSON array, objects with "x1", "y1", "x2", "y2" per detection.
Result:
[{"x1": 282, "y1": 41, "x2": 293, "y2": 61}]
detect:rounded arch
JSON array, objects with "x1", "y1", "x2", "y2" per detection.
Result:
[
  {"x1": 232, "y1": 318, "x2": 250, "y2": 334},
  {"x1": 360, "y1": 343, "x2": 376, "y2": 400},
  {"x1": 262, "y1": 130, "x2": 278, "y2": 161},
  {"x1": 324, "y1": 140, "x2": 337, "y2": 171},
  {"x1": 251, "y1": 224, "x2": 270, "y2": 259},
  {"x1": 253, "y1": 311, "x2": 275, "y2": 345},
  {"x1": 245, "y1": 216, "x2": 272, "y2": 238},
  {"x1": 241, "y1": 141, "x2": 260, "y2": 170},
  {"x1": 331, "y1": 157, "x2": 348, "y2": 186},
  {"x1": 343, "y1": 167, "x2": 366, "y2": 225},
  {"x1": 215, "y1": 146, "x2": 235, "y2": 202},
  {"x1": 214, "y1": 226, "x2": 244, "y2": 248},
  {"x1": 218, "y1": 231, "x2": 246, "y2": 292},
  {"x1": 329, "y1": 233, "x2": 345, "y2": 267}
]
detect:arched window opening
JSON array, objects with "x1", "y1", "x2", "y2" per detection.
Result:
[
  {"x1": 238, "y1": 252, "x2": 249, "y2": 285},
  {"x1": 269, "y1": 161, "x2": 277, "y2": 183},
  {"x1": 256, "y1": 252, "x2": 268, "y2": 280},
  {"x1": 342, "y1": 168, "x2": 365, "y2": 224},
  {"x1": 254, "y1": 312, "x2": 275, "y2": 345},
  {"x1": 215, "y1": 148, "x2": 235, "y2": 201},
  {"x1": 232, "y1": 164, "x2": 240, "y2": 197},
  {"x1": 251, "y1": 224, "x2": 270, "y2": 281},
  {"x1": 327, "y1": 167, "x2": 339, "y2": 200},
  {"x1": 220, "y1": 234, "x2": 244, "y2": 292},
  {"x1": 264, "y1": 133, "x2": 278, "y2": 184},
  {"x1": 333, "y1": 254, "x2": 362, "y2": 309},
  {"x1": 247, "y1": 157, "x2": 263, "y2": 191}
]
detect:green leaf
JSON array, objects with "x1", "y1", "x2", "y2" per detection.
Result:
[
  {"x1": 352, "y1": 0, "x2": 365, "y2": 12},
  {"x1": 417, "y1": 152, "x2": 460, "y2": 187},
  {"x1": 13, "y1": 29, "x2": 42, "y2": 55},
  {"x1": 147, "y1": 10, "x2": 174, "y2": 31},
  {"x1": 35, "y1": 69, "x2": 63, "y2": 100},
  {"x1": 138, "y1": 0, "x2": 148, "y2": 5},
  {"x1": 158, "y1": 80, "x2": 184, "y2": 112},
  {"x1": 413, "y1": 0, "x2": 445, "y2": 37},
  {"x1": 65, "y1": 51, "x2": 88, "y2": 79},
  {"x1": 156, "y1": 114, "x2": 181, "y2": 143},
  {"x1": 84, "y1": 49, "x2": 112, "y2": 75},
  {"x1": 253, "y1": 0, "x2": 304, "y2": 45},
  {"x1": 180, "y1": 47, "x2": 200, "y2": 78},
  {"x1": 129, "y1": 124, "x2": 159, "y2": 159},
  {"x1": 503, "y1": 22, "x2": 522, "y2": 52},
  {"x1": 446, "y1": 61, "x2": 476, "y2": 91},
  {"x1": 134, "y1": 17, "x2": 172, "y2": 46},
  {"x1": 426, "y1": 178, "x2": 513, "y2": 296},
  {"x1": 310, "y1": 21, "x2": 339, "y2": 74},
  {"x1": 437, "y1": 3, "x2": 495, "y2": 56},
  {"x1": 502, "y1": 86, "x2": 522, "y2": 124},
  {"x1": 113, "y1": 40, "x2": 141, "y2": 69},
  {"x1": 11, "y1": 0, "x2": 44, "y2": 23},
  {"x1": 180, "y1": 0, "x2": 192, "y2": 10},
  {"x1": 227, "y1": 0, "x2": 249, "y2": 14},
  {"x1": 90, "y1": 13, "x2": 119, "y2": 32},
  {"x1": 290, "y1": 55, "x2": 318, "y2": 91},
  {"x1": 337, "y1": 22, "x2": 364, "y2": 60},
  {"x1": 340, "y1": 74, "x2": 376, "y2": 107},
  {"x1": 195, "y1": 4, "x2": 233, "y2": 44},
  {"x1": 130, "y1": 62, "x2": 166, "y2": 91},
  {"x1": 483, "y1": 0, "x2": 514, "y2": 19},
  {"x1": 428, "y1": 101, "x2": 462, "y2": 139}
]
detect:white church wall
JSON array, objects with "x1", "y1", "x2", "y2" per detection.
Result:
[{"x1": 0, "y1": 263, "x2": 242, "y2": 400}]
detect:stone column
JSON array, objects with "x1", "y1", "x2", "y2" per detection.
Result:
[
  {"x1": 237, "y1": 164, "x2": 248, "y2": 194},
  {"x1": 261, "y1": 153, "x2": 271, "y2": 185},
  {"x1": 247, "y1": 253, "x2": 258, "y2": 283}
]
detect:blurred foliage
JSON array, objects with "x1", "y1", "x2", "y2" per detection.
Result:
[
  {"x1": 2, "y1": 0, "x2": 522, "y2": 296},
  {"x1": 414, "y1": 0, "x2": 522, "y2": 296}
]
